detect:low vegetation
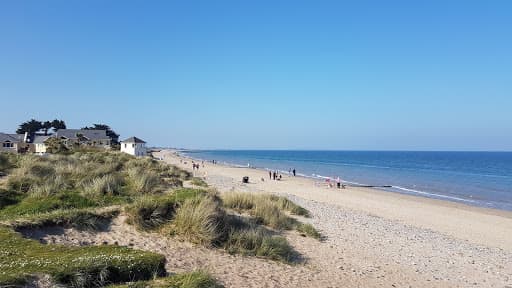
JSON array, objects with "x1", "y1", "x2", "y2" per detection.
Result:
[
  {"x1": 0, "y1": 151, "x2": 192, "y2": 286},
  {"x1": 107, "y1": 270, "x2": 223, "y2": 288},
  {"x1": 0, "y1": 151, "x2": 319, "y2": 286},
  {"x1": 0, "y1": 227, "x2": 166, "y2": 286},
  {"x1": 221, "y1": 192, "x2": 320, "y2": 238},
  {"x1": 190, "y1": 177, "x2": 208, "y2": 187}
]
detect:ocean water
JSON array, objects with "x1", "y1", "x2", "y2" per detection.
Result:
[{"x1": 183, "y1": 150, "x2": 512, "y2": 211}]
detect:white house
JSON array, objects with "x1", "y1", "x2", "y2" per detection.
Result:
[
  {"x1": 120, "y1": 137, "x2": 147, "y2": 156},
  {"x1": 33, "y1": 135, "x2": 52, "y2": 154}
]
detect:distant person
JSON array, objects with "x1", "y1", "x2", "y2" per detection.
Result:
[
  {"x1": 292, "y1": 169, "x2": 296, "y2": 177},
  {"x1": 336, "y1": 177, "x2": 341, "y2": 189},
  {"x1": 269, "y1": 171, "x2": 272, "y2": 180},
  {"x1": 279, "y1": 174, "x2": 282, "y2": 180}
]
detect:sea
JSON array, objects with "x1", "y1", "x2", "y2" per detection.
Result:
[{"x1": 182, "y1": 150, "x2": 512, "y2": 211}]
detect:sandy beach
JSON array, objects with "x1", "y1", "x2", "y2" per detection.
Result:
[{"x1": 151, "y1": 149, "x2": 512, "y2": 287}]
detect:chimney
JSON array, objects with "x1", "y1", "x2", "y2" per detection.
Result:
[{"x1": 24, "y1": 132, "x2": 29, "y2": 143}]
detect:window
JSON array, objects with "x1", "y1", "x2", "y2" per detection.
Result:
[
  {"x1": 2, "y1": 142, "x2": 14, "y2": 148},
  {"x1": 132, "y1": 144, "x2": 135, "y2": 148},
  {"x1": 124, "y1": 143, "x2": 127, "y2": 148}
]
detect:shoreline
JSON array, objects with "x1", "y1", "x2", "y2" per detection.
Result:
[
  {"x1": 159, "y1": 149, "x2": 512, "y2": 251},
  {"x1": 174, "y1": 149, "x2": 512, "y2": 220}
]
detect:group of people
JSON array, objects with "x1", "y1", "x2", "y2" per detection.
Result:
[
  {"x1": 325, "y1": 176, "x2": 346, "y2": 189},
  {"x1": 269, "y1": 170, "x2": 282, "y2": 181},
  {"x1": 192, "y1": 162, "x2": 200, "y2": 170}
]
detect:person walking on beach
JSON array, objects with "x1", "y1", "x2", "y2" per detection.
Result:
[
  {"x1": 336, "y1": 176, "x2": 341, "y2": 189},
  {"x1": 292, "y1": 169, "x2": 296, "y2": 177},
  {"x1": 269, "y1": 171, "x2": 272, "y2": 180}
]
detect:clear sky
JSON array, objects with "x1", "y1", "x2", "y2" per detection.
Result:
[{"x1": 0, "y1": 1, "x2": 511, "y2": 151}]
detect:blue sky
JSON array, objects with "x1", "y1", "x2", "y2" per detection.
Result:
[{"x1": 0, "y1": 1, "x2": 511, "y2": 150}]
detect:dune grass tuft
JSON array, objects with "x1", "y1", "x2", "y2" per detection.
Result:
[
  {"x1": 296, "y1": 223, "x2": 321, "y2": 239},
  {"x1": 169, "y1": 196, "x2": 227, "y2": 247},
  {"x1": 225, "y1": 226, "x2": 295, "y2": 262},
  {"x1": 107, "y1": 270, "x2": 223, "y2": 288},
  {"x1": 125, "y1": 196, "x2": 176, "y2": 230},
  {"x1": 221, "y1": 192, "x2": 320, "y2": 240},
  {"x1": 190, "y1": 177, "x2": 208, "y2": 187}
]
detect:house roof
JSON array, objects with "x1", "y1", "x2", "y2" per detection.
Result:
[
  {"x1": 55, "y1": 129, "x2": 109, "y2": 140},
  {"x1": 0, "y1": 133, "x2": 21, "y2": 143},
  {"x1": 33, "y1": 135, "x2": 52, "y2": 144},
  {"x1": 121, "y1": 137, "x2": 146, "y2": 143}
]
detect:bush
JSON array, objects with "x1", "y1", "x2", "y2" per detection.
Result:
[
  {"x1": 170, "y1": 196, "x2": 227, "y2": 247},
  {"x1": 125, "y1": 196, "x2": 176, "y2": 230}
]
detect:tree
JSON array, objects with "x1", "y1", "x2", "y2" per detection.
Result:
[
  {"x1": 16, "y1": 119, "x2": 42, "y2": 134},
  {"x1": 41, "y1": 121, "x2": 52, "y2": 136},
  {"x1": 51, "y1": 119, "x2": 66, "y2": 132},
  {"x1": 82, "y1": 124, "x2": 120, "y2": 144},
  {"x1": 44, "y1": 137, "x2": 68, "y2": 154}
]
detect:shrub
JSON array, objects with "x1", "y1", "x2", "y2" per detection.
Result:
[
  {"x1": 170, "y1": 196, "x2": 227, "y2": 247},
  {"x1": 125, "y1": 196, "x2": 175, "y2": 230}
]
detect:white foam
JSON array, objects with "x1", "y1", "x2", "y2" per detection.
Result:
[{"x1": 391, "y1": 186, "x2": 477, "y2": 203}]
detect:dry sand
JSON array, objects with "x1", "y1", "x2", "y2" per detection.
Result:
[{"x1": 22, "y1": 150, "x2": 512, "y2": 287}]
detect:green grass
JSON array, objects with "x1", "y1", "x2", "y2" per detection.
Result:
[
  {"x1": 125, "y1": 196, "x2": 176, "y2": 230},
  {"x1": 0, "y1": 227, "x2": 166, "y2": 286},
  {"x1": 169, "y1": 196, "x2": 227, "y2": 247},
  {"x1": 296, "y1": 223, "x2": 321, "y2": 240},
  {"x1": 223, "y1": 193, "x2": 310, "y2": 217},
  {"x1": 0, "y1": 191, "x2": 98, "y2": 220},
  {"x1": 5, "y1": 207, "x2": 120, "y2": 231},
  {"x1": 222, "y1": 192, "x2": 320, "y2": 239},
  {"x1": 190, "y1": 177, "x2": 208, "y2": 187},
  {"x1": 107, "y1": 271, "x2": 223, "y2": 288},
  {"x1": 225, "y1": 226, "x2": 295, "y2": 262},
  {"x1": 125, "y1": 188, "x2": 210, "y2": 230},
  {"x1": 0, "y1": 188, "x2": 22, "y2": 209}
]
